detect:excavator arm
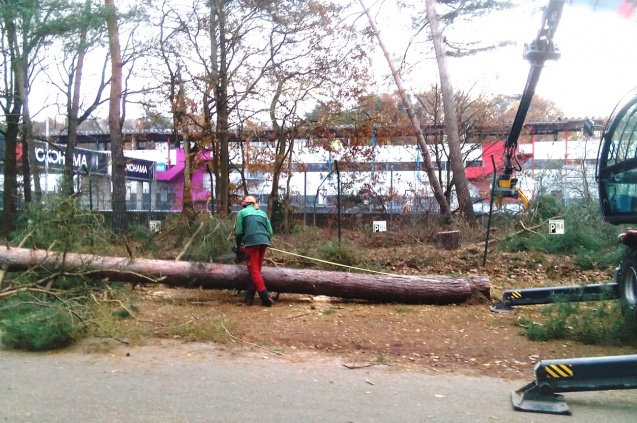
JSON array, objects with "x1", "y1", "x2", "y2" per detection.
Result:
[{"x1": 495, "y1": 0, "x2": 565, "y2": 211}]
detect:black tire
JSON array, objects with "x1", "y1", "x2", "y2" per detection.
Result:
[{"x1": 617, "y1": 248, "x2": 637, "y2": 322}]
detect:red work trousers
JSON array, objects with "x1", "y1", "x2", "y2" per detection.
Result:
[{"x1": 244, "y1": 244, "x2": 268, "y2": 292}]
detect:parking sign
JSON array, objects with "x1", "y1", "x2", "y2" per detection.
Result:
[
  {"x1": 549, "y1": 219, "x2": 564, "y2": 234},
  {"x1": 372, "y1": 221, "x2": 387, "y2": 233}
]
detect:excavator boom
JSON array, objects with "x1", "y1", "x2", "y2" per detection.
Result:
[{"x1": 495, "y1": 0, "x2": 565, "y2": 210}]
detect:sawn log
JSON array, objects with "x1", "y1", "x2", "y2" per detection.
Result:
[{"x1": 0, "y1": 246, "x2": 490, "y2": 304}]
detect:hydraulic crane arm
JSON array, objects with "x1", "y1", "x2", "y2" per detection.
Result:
[
  {"x1": 504, "y1": 0, "x2": 564, "y2": 169},
  {"x1": 496, "y1": 0, "x2": 565, "y2": 210}
]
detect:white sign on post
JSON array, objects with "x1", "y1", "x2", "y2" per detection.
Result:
[
  {"x1": 549, "y1": 219, "x2": 564, "y2": 235},
  {"x1": 372, "y1": 221, "x2": 387, "y2": 233},
  {"x1": 149, "y1": 220, "x2": 162, "y2": 233}
]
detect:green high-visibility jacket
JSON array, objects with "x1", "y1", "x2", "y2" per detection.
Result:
[{"x1": 235, "y1": 204, "x2": 273, "y2": 247}]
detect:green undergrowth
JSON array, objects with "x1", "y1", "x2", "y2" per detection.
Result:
[
  {"x1": 519, "y1": 298, "x2": 637, "y2": 346},
  {"x1": 498, "y1": 196, "x2": 626, "y2": 270},
  {"x1": 0, "y1": 296, "x2": 78, "y2": 351}
]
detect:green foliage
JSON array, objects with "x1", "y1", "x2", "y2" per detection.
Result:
[
  {"x1": 269, "y1": 197, "x2": 285, "y2": 233},
  {"x1": 499, "y1": 197, "x2": 623, "y2": 270},
  {"x1": 11, "y1": 197, "x2": 113, "y2": 255},
  {"x1": 128, "y1": 223, "x2": 160, "y2": 252},
  {"x1": 317, "y1": 241, "x2": 363, "y2": 271},
  {"x1": 521, "y1": 298, "x2": 637, "y2": 345},
  {"x1": 180, "y1": 216, "x2": 236, "y2": 263},
  {"x1": 574, "y1": 248, "x2": 625, "y2": 270},
  {"x1": 0, "y1": 298, "x2": 78, "y2": 351},
  {"x1": 1, "y1": 198, "x2": 155, "y2": 351},
  {"x1": 111, "y1": 303, "x2": 138, "y2": 319},
  {"x1": 532, "y1": 194, "x2": 566, "y2": 222}
]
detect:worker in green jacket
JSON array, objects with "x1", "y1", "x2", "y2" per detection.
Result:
[{"x1": 234, "y1": 195, "x2": 274, "y2": 306}]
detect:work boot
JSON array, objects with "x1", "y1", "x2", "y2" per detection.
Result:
[
  {"x1": 244, "y1": 288, "x2": 256, "y2": 306},
  {"x1": 258, "y1": 290, "x2": 274, "y2": 307}
]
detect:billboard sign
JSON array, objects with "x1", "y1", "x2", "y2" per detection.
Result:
[
  {"x1": 125, "y1": 157, "x2": 155, "y2": 181},
  {"x1": 34, "y1": 142, "x2": 109, "y2": 175}
]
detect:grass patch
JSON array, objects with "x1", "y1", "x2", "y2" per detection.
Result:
[
  {"x1": 157, "y1": 316, "x2": 233, "y2": 343},
  {"x1": 520, "y1": 299, "x2": 637, "y2": 345}
]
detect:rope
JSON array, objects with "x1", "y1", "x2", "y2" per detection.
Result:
[{"x1": 268, "y1": 246, "x2": 411, "y2": 277}]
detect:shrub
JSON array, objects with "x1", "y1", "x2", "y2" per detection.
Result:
[
  {"x1": 317, "y1": 241, "x2": 363, "y2": 271},
  {"x1": 177, "y1": 215, "x2": 236, "y2": 263},
  {"x1": 499, "y1": 198, "x2": 625, "y2": 270},
  {"x1": 0, "y1": 300, "x2": 78, "y2": 351},
  {"x1": 522, "y1": 298, "x2": 637, "y2": 345}
]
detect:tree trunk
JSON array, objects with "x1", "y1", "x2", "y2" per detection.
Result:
[
  {"x1": 424, "y1": 0, "x2": 475, "y2": 221},
  {"x1": 2, "y1": 15, "x2": 23, "y2": 237},
  {"x1": 0, "y1": 246, "x2": 490, "y2": 305},
  {"x1": 177, "y1": 75, "x2": 194, "y2": 215},
  {"x1": 14, "y1": 46, "x2": 35, "y2": 204},
  {"x1": 268, "y1": 79, "x2": 288, "y2": 221},
  {"x1": 437, "y1": 230, "x2": 460, "y2": 250},
  {"x1": 214, "y1": 0, "x2": 230, "y2": 218},
  {"x1": 64, "y1": 2, "x2": 90, "y2": 196},
  {"x1": 105, "y1": 0, "x2": 127, "y2": 232}
]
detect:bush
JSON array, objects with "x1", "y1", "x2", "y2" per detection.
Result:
[
  {"x1": 531, "y1": 194, "x2": 564, "y2": 222},
  {"x1": 0, "y1": 300, "x2": 78, "y2": 351},
  {"x1": 171, "y1": 215, "x2": 236, "y2": 263},
  {"x1": 499, "y1": 198, "x2": 625, "y2": 270},
  {"x1": 182, "y1": 217, "x2": 234, "y2": 263},
  {"x1": 317, "y1": 241, "x2": 363, "y2": 271},
  {"x1": 522, "y1": 297, "x2": 637, "y2": 345}
]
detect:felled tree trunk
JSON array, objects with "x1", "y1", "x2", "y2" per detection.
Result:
[{"x1": 0, "y1": 246, "x2": 490, "y2": 304}]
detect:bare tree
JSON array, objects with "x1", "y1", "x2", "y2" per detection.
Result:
[
  {"x1": 417, "y1": 85, "x2": 495, "y2": 205},
  {"x1": 260, "y1": 0, "x2": 370, "y2": 225},
  {"x1": 150, "y1": 0, "x2": 271, "y2": 217},
  {"x1": 359, "y1": 0, "x2": 450, "y2": 218}
]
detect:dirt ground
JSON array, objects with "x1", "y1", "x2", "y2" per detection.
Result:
[{"x1": 124, "y1": 240, "x2": 637, "y2": 380}]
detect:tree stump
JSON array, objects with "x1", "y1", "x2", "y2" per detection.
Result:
[{"x1": 437, "y1": 230, "x2": 460, "y2": 250}]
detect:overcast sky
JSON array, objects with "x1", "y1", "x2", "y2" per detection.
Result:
[{"x1": 367, "y1": 0, "x2": 637, "y2": 119}]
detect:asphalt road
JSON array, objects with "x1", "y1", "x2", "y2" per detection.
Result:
[{"x1": 1, "y1": 341, "x2": 636, "y2": 423}]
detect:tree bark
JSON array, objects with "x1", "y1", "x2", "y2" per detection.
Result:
[
  {"x1": 437, "y1": 230, "x2": 460, "y2": 250},
  {"x1": 105, "y1": 0, "x2": 127, "y2": 232},
  {"x1": 0, "y1": 246, "x2": 490, "y2": 305}
]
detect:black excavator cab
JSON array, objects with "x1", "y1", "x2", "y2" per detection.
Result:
[{"x1": 596, "y1": 90, "x2": 637, "y2": 225}]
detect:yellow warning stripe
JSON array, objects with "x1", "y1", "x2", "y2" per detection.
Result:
[
  {"x1": 544, "y1": 364, "x2": 574, "y2": 378},
  {"x1": 510, "y1": 291, "x2": 522, "y2": 299}
]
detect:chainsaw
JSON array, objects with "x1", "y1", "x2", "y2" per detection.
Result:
[{"x1": 214, "y1": 245, "x2": 248, "y2": 263}]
